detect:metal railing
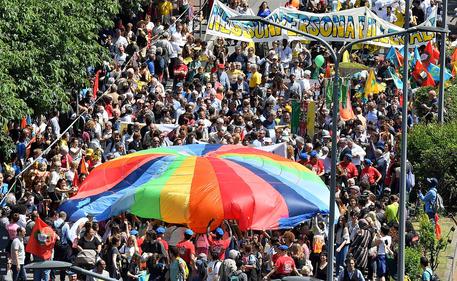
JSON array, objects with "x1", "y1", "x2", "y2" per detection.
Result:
[{"x1": 0, "y1": 0, "x2": 210, "y2": 206}]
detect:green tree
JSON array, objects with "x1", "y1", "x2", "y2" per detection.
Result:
[
  {"x1": 408, "y1": 121, "x2": 457, "y2": 208},
  {"x1": 413, "y1": 79, "x2": 457, "y2": 123},
  {"x1": 405, "y1": 246, "x2": 423, "y2": 280},
  {"x1": 0, "y1": 0, "x2": 122, "y2": 157}
]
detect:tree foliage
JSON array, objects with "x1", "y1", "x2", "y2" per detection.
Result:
[
  {"x1": 408, "y1": 121, "x2": 457, "y2": 208},
  {"x1": 413, "y1": 79, "x2": 457, "y2": 123},
  {"x1": 405, "y1": 246, "x2": 423, "y2": 280},
  {"x1": 0, "y1": 0, "x2": 121, "y2": 122}
]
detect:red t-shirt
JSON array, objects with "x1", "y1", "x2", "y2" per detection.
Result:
[
  {"x1": 306, "y1": 159, "x2": 324, "y2": 175},
  {"x1": 176, "y1": 239, "x2": 195, "y2": 264},
  {"x1": 208, "y1": 236, "x2": 231, "y2": 260},
  {"x1": 360, "y1": 166, "x2": 381, "y2": 185},
  {"x1": 173, "y1": 64, "x2": 188, "y2": 80},
  {"x1": 275, "y1": 255, "x2": 296, "y2": 275},
  {"x1": 157, "y1": 237, "x2": 169, "y2": 251},
  {"x1": 338, "y1": 161, "x2": 358, "y2": 178}
]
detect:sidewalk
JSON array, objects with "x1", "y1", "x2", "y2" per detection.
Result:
[{"x1": 445, "y1": 217, "x2": 457, "y2": 281}]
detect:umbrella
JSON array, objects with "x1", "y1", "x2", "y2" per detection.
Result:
[{"x1": 60, "y1": 144, "x2": 337, "y2": 232}]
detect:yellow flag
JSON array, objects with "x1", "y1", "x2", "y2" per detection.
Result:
[
  {"x1": 364, "y1": 69, "x2": 381, "y2": 97},
  {"x1": 342, "y1": 50, "x2": 350, "y2": 63}
]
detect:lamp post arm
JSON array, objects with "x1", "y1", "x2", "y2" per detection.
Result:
[{"x1": 337, "y1": 26, "x2": 448, "y2": 61}]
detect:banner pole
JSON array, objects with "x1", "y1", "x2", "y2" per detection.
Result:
[
  {"x1": 398, "y1": 0, "x2": 411, "y2": 280},
  {"x1": 438, "y1": 0, "x2": 448, "y2": 123}
]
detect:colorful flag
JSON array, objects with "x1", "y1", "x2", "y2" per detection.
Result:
[
  {"x1": 306, "y1": 101, "x2": 316, "y2": 139},
  {"x1": 423, "y1": 71, "x2": 436, "y2": 87},
  {"x1": 325, "y1": 80, "x2": 333, "y2": 109},
  {"x1": 386, "y1": 47, "x2": 404, "y2": 68},
  {"x1": 389, "y1": 68, "x2": 403, "y2": 90},
  {"x1": 386, "y1": 47, "x2": 395, "y2": 62},
  {"x1": 411, "y1": 46, "x2": 421, "y2": 67},
  {"x1": 342, "y1": 50, "x2": 350, "y2": 63},
  {"x1": 79, "y1": 156, "x2": 89, "y2": 175},
  {"x1": 451, "y1": 48, "x2": 457, "y2": 64},
  {"x1": 427, "y1": 63, "x2": 452, "y2": 82},
  {"x1": 364, "y1": 69, "x2": 380, "y2": 97},
  {"x1": 451, "y1": 48, "x2": 457, "y2": 77},
  {"x1": 20, "y1": 117, "x2": 27, "y2": 129},
  {"x1": 26, "y1": 217, "x2": 56, "y2": 260},
  {"x1": 340, "y1": 80, "x2": 355, "y2": 121},
  {"x1": 395, "y1": 49, "x2": 404, "y2": 67},
  {"x1": 72, "y1": 170, "x2": 79, "y2": 187},
  {"x1": 291, "y1": 100, "x2": 300, "y2": 134},
  {"x1": 325, "y1": 64, "x2": 332, "y2": 78},
  {"x1": 424, "y1": 41, "x2": 440, "y2": 65},
  {"x1": 92, "y1": 70, "x2": 102, "y2": 99}
]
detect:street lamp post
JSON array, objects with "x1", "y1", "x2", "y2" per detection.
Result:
[
  {"x1": 228, "y1": 15, "x2": 447, "y2": 281},
  {"x1": 438, "y1": 0, "x2": 449, "y2": 123},
  {"x1": 399, "y1": 2, "x2": 411, "y2": 281}
]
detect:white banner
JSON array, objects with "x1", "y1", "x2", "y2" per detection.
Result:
[
  {"x1": 207, "y1": 0, "x2": 436, "y2": 47},
  {"x1": 256, "y1": 142, "x2": 288, "y2": 158}
]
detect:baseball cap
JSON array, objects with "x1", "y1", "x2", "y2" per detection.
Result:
[
  {"x1": 344, "y1": 153, "x2": 353, "y2": 160},
  {"x1": 156, "y1": 226, "x2": 166, "y2": 234},
  {"x1": 426, "y1": 177, "x2": 438, "y2": 186},
  {"x1": 299, "y1": 152, "x2": 308, "y2": 161},
  {"x1": 310, "y1": 151, "x2": 318, "y2": 158},
  {"x1": 364, "y1": 159, "x2": 373, "y2": 165},
  {"x1": 215, "y1": 227, "x2": 224, "y2": 236},
  {"x1": 184, "y1": 229, "x2": 194, "y2": 236},
  {"x1": 278, "y1": 245, "x2": 289, "y2": 251},
  {"x1": 322, "y1": 130, "x2": 331, "y2": 138},
  {"x1": 130, "y1": 229, "x2": 139, "y2": 236}
]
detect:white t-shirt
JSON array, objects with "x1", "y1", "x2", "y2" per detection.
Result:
[
  {"x1": 206, "y1": 260, "x2": 222, "y2": 281},
  {"x1": 377, "y1": 235, "x2": 392, "y2": 255},
  {"x1": 11, "y1": 237, "x2": 25, "y2": 265}
]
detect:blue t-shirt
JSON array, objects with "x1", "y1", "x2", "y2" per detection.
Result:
[
  {"x1": 421, "y1": 268, "x2": 433, "y2": 281},
  {"x1": 1, "y1": 183, "x2": 9, "y2": 207}
]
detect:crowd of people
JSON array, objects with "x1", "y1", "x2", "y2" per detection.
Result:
[{"x1": 0, "y1": 0, "x2": 453, "y2": 281}]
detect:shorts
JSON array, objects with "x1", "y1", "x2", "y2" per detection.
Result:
[{"x1": 377, "y1": 254, "x2": 387, "y2": 277}]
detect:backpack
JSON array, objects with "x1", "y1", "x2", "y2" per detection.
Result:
[
  {"x1": 425, "y1": 268, "x2": 440, "y2": 281},
  {"x1": 228, "y1": 271, "x2": 245, "y2": 281},
  {"x1": 432, "y1": 192, "x2": 445, "y2": 213},
  {"x1": 196, "y1": 258, "x2": 208, "y2": 280},
  {"x1": 53, "y1": 222, "x2": 70, "y2": 248}
]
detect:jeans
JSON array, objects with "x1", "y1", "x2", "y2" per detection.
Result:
[
  {"x1": 335, "y1": 244, "x2": 349, "y2": 276},
  {"x1": 12, "y1": 264, "x2": 26, "y2": 281},
  {"x1": 33, "y1": 268, "x2": 50, "y2": 281}
]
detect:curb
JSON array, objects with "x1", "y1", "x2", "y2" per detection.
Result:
[{"x1": 445, "y1": 218, "x2": 457, "y2": 281}]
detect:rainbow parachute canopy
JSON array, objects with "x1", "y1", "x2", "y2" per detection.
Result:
[{"x1": 61, "y1": 144, "x2": 337, "y2": 232}]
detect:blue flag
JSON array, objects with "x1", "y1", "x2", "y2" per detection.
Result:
[
  {"x1": 386, "y1": 47, "x2": 396, "y2": 64},
  {"x1": 388, "y1": 68, "x2": 403, "y2": 89},
  {"x1": 412, "y1": 46, "x2": 421, "y2": 66},
  {"x1": 427, "y1": 63, "x2": 452, "y2": 82}
]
